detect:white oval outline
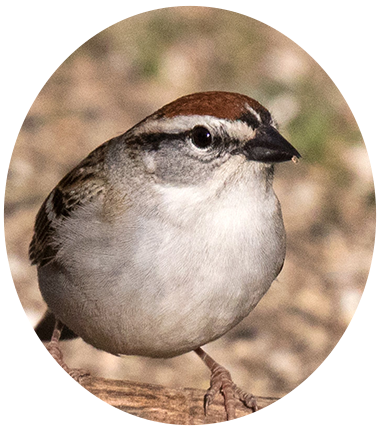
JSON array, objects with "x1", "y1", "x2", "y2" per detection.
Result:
[{"x1": 15, "y1": 5, "x2": 372, "y2": 426}]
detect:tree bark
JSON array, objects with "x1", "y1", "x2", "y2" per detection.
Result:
[{"x1": 16, "y1": 365, "x2": 368, "y2": 426}]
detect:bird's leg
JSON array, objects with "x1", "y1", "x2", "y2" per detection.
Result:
[
  {"x1": 194, "y1": 347, "x2": 258, "y2": 420},
  {"x1": 28, "y1": 320, "x2": 88, "y2": 426}
]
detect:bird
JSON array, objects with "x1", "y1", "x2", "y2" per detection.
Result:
[{"x1": 30, "y1": 91, "x2": 300, "y2": 420}]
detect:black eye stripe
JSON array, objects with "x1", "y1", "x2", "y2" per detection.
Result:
[
  {"x1": 239, "y1": 108, "x2": 272, "y2": 128},
  {"x1": 238, "y1": 112, "x2": 261, "y2": 129},
  {"x1": 135, "y1": 127, "x2": 224, "y2": 153},
  {"x1": 135, "y1": 131, "x2": 188, "y2": 150},
  {"x1": 136, "y1": 129, "x2": 214, "y2": 150}
]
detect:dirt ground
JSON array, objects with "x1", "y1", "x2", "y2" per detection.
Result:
[{"x1": 4, "y1": 7, "x2": 375, "y2": 406}]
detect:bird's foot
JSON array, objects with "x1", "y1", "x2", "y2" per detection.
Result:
[
  {"x1": 194, "y1": 347, "x2": 258, "y2": 421},
  {"x1": 28, "y1": 322, "x2": 89, "y2": 426}
]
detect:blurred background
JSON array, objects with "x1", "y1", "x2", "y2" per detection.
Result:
[{"x1": 4, "y1": 6, "x2": 375, "y2": 404}]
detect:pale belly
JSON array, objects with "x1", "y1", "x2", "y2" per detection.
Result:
[{"x1": 38, "y1": 184, "x2": 285, "y2": 358}]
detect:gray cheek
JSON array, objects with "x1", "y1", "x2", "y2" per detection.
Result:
[{"x1": 152, "y1": 146, "x2": 216, "y2": 186}]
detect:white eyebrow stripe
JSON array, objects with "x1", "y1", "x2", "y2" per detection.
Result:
[
  {"x1": 245, "y1": 103, "x2": 262, "y2": 123},
  {"x1": 133, "y1": 115, "x2": 256, "y2": 142}
]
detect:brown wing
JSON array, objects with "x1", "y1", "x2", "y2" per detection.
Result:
[{"x1": 29, "y1": 143, "x2": 109, "y2": 267}]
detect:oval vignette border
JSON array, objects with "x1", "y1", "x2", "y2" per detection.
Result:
[{"x1": 15, "y1": 5, "x2": 375, "y2": 426}]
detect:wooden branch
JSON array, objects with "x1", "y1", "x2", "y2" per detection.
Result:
[{"x1": 16, "y1": 366, "x2": 368, "y2": 426}]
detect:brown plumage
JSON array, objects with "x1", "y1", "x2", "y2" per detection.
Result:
[
  {"x1": 29, "y1": 143, "x2": 108, "y2": 267},
  {"x1": 155, "y1": 91, "x2": 271, "y2": 122}
]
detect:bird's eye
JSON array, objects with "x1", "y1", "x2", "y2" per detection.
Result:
[{"x1": 190, "y1": 126, "x2": 213, "y2": 149}]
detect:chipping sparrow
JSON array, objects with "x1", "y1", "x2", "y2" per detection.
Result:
[{"x1": 30, "y1": 91, "x2": 300, "y2": 420}]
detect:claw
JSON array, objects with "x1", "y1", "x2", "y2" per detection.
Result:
[
  {"x1": 232, "y1": 383, "x2": 259, "y2": 411},
  {"x1": 194, "y1": 347, "x2": 258, "y2": 420}
]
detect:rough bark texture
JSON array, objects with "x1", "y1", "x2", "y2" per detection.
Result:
[{"x1": 16, "y1": 366, "x2": 368, "y2": 426}]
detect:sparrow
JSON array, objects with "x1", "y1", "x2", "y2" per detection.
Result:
[{"x1": 30, "y1": 91, "x2": 300, "y2": 420}]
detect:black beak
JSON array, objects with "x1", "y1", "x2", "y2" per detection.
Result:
[{"x1": 242, "y1": 125, "x2": 301, "y2": 163}]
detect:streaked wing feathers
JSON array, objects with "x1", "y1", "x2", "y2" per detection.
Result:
[{"x1": 29, "y1": 143, "x2": 108, "y2": 267}]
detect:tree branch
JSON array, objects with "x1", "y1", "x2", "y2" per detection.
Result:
[{"x1": 16, "y1": 365, "x2": 368, "y2": 426}]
